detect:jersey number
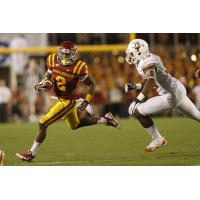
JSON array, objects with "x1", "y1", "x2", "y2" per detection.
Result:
[{"x1": 55, "y1": 76, "x2": 66, "y2": 92}]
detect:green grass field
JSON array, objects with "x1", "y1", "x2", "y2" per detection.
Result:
[{"x1": 1, "y1": 117, "x2": 200, "y2": 166}]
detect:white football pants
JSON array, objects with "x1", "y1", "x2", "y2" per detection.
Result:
[{"x1": 137, "y1": 81, "x2": 200, "y2": 122}]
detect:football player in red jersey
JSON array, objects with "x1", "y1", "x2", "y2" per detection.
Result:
[{"x1": 16, "y1": 41, "x2": 119, "y2": 161}]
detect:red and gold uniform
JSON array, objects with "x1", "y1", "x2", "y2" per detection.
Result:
[{"x1": 39, "y1": 53, "x2": 88, "y2": 129}]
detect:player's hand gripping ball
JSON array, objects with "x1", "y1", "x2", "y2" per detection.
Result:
[{"x1": 35, "y1": 79, "x2": 54, "y2": 92}]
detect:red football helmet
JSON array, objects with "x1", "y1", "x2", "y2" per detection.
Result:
[{"x1": 57, "y1": 41, "x2": 78, "y2": 65}]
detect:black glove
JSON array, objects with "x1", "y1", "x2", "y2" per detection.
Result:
[{"x1": 125, "y1": 83, "x2": 137, "y2": 93}]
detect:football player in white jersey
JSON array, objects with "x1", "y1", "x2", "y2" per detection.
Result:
[{"x1": 125, "y1": 39, "x2": 200, "y2": 152}]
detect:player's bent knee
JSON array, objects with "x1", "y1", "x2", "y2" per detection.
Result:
[{"x1": 133, "y1": 108, "x2": 143, "y2": 118}]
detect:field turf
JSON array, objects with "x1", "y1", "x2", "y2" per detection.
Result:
[{"x1": 1, "y1": 118, "x2": 200, "y2": 166}]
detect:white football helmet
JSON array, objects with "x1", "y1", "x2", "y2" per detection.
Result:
[{"x1": 125, "y1": 39, "x2": 149, "y2": 65}]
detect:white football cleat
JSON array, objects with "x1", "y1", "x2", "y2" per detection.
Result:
[{"x1": 144, "y1": 137, "x2": 167, "y2": 152}]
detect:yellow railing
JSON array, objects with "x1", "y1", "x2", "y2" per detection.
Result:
[
  {"x1": 0, "y1": 33, "x2": 135, "y2": 54},
  {"x1": 0, "y1": 44, "x2": 127, "y2": 54},
  {"x1": 129, "y1": 33, "x2": 136, "y2": 41}
]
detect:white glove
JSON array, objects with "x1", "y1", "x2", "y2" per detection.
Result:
[
  {"x1": 128, "y1": 101, "x2": 140, "y2": 115},
  {"x1": 76, "y1": 98, "x2": 94, "y2": 116},
  {"x1": 128, "y1": 101, "x2": 136, "y2": 115}
]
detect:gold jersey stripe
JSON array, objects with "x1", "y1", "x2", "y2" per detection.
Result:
[
  {"x1": 51, "y1": 54, "x2": 56, "y2": 67},
  {"x1": 48, "y1": 55, "x2": 52, "y2": 66},
  {"x1": 77, "y1": 62, "x2": 86, "y2": 75},
  {"x1": 73, "y1": 61, "x2": 82, "y2": 74}
]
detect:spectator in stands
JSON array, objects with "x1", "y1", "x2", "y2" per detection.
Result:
[
  {"x1": 108, "y1": 78, "x2": 123, "y2": 117},
  {"x1": 0, "y1": 79, "x2": 12, "y2": 122},
  {"x1": 25, "y1": 59, "x2": 40, "y2": 122},
  {"x1": 10, "y1": 34, "x2": 29, "y2": 91},
  {"x1": 11, "y1": 89, "x2": 29, "y2": 123}
]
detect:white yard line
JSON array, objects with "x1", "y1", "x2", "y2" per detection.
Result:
[{"x1": 33, "y1": 158, "x2": 135, "y2": 165}]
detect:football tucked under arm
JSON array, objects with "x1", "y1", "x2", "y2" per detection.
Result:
[{"x1": 35, "y1": 70, "x2": 53, "y2": 92}]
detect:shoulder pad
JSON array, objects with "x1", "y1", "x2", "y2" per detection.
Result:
[
  {"x1": 73, "y1": 60, "x2": 87, "y2": 75},
  {"x1": 139, "y1": 54, "x2": 159, "y2": 69},
  {"x1": 46, "y1": 53, "x2": 57, "y2": 68}
]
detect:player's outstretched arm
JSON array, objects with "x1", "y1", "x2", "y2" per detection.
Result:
[{"x1": 77, "y1": 75, "x2": 95, "y2": 111}]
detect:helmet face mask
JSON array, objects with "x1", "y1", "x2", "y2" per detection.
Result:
[
  {"x1": 57, "y1": 41, "x2": 77, "y2": 65},
  {"x1": 125, "y1": 39, "x2": 149, "y2": 65},
  {"x1": 125, "y1": 49, "x2": 141, "y2": 65}
]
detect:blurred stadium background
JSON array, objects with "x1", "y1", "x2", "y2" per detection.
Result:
[{"x1": 0, "y1": 33, "x2": 200, "y2": 123}]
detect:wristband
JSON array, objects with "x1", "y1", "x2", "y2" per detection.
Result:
[
  {"x1": 85, "y1": 94, "x2": 92, "y2": 103},
  {"x1": 137, "y1": 93, "x2": 145, "y2": 101},
  {"x1": 135, "y1": 83, "x2": 142, "y2": 90}
]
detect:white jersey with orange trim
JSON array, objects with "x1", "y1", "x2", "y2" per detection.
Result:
[{"x1": 134, "y1": 54, "x2": 200, "y2": 123}]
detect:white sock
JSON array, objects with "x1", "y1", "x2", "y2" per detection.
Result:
[
  {"x1": 145, "y1": 124, "x2": 161, "y2": 139},
  {"x1": 97, "y1": 117, "x2": 107, "y2": 124},
  {"x1": 30, "y1": 141, "x2": 41, "y2": 156}
]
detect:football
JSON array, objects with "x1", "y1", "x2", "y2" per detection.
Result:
[
  {"x1": 0, "y1": 149, "x2": 5, "y2": 166},
  {"x1": 43, "y1": 79, "x2": 54, "y2": 89},
  {"x1": 35, "y1": 78, "x2": 54, "y2": 91}
]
